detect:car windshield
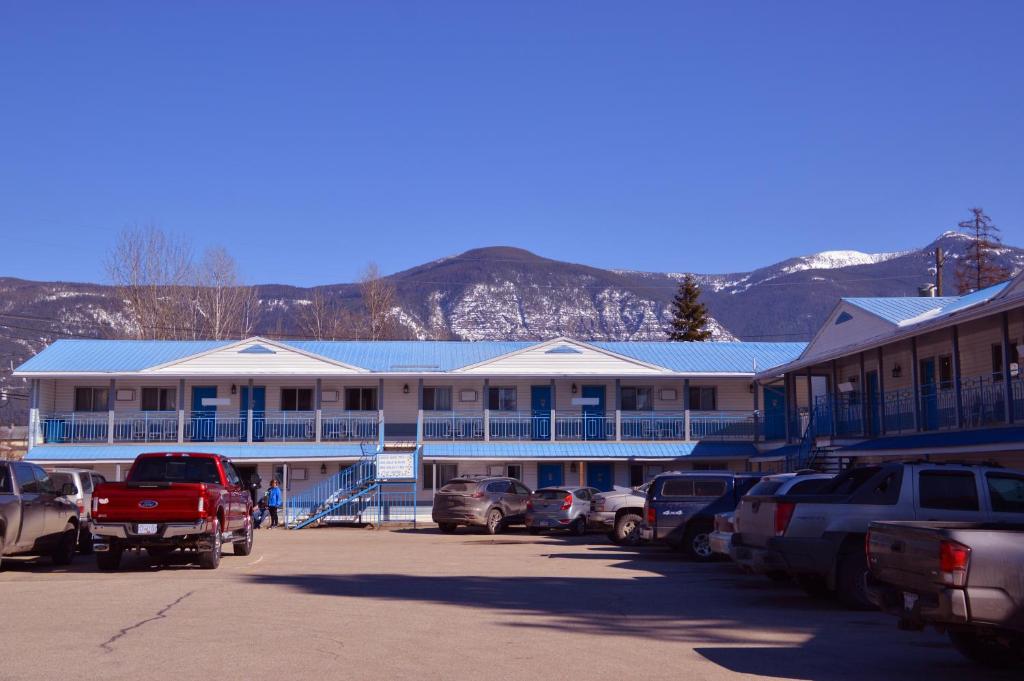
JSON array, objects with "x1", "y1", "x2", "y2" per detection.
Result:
[
  {"x1": 440, "y1": 481, "x2": 476, "y2": 493},
  {"x1": 746, "y1": 479, "x2": 786, "y2": 496},
  {"x1": 128, "y1": 457, "x2": 221, "y2": 484},
  {"x1": 534, "y1": 489, "x2": 569, "y2": 500}
]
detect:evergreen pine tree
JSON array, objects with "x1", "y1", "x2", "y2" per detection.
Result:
[
  {"x1": 667, "y1": 274, "x2": 712, "y2": 341},
  {"x1": 955, "y1": 207, "x2": 1011, "y2": 293}
]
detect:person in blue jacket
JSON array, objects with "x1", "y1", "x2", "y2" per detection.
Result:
[{"x1": 266, "y1": 479, "x2": 283, "y2": 528}]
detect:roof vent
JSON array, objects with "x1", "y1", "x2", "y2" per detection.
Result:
[
  {"x1": 545, "y1": 345, "x2": 582, "y2": 354},
  {"x1": 918, "y1": 284, "x2": 937, "y2": 297},
  {"x1": 239, "y1": 344, "x2": 276, "y2": 355},
  {"x1": 835, "y1": 311, "x2": 853, "y2": 325}
]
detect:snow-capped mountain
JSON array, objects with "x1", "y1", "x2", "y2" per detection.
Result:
[{"x1": 1, "y1": 231, "x2": 1022, "y2": 415}]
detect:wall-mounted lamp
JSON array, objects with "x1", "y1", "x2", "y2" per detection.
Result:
[
  {"x1": 891, "y1": 364, "x2": 902, "y2": 379},
  {"x1": 230, "y1": 384, "x2": 237, "y2": 395},
  {"x1": 748, "y1": 382, "x2": 755, "y2": 394},
  {"x1": 403, "y1": 384, "x2": 410, "y2": 394},
  {"x1": 571, "y1": 383, "x2": 578, "y2": 394},
  {"x1": 569, "y1": 462, "x2": 578, "y2": 473},
  {"x1": 320, "y1": 463, "x2": 327, "y2": 475}
]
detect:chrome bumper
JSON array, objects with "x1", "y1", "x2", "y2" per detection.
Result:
[{"x1": 91, "y1": 520, "x2": 210, "y2": 541}]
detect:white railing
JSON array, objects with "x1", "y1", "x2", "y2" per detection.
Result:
[
  {"x1": 40, "y1": 412, "x2": 109, "y2": 444},
  {"x1": 112, "y1": 411, "x2": 179, "y2": 442},
  {"x1": 321, "y1": 411, "x2": 379, "y2": 442},
  {"x1": 620, "y1": 411, "x2": 686, "y2": 440},
  {"x1": 423, "y1": 411, "x2": 485, "y2": 441},
  {"x1": 555, "y1": 411, "x2": 616, "y2": 441}
]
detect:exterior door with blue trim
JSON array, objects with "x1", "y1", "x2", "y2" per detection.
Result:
[
  {"x1": 531, "y1": 385, "x2": 552, "y2": 440},
  {"x1": 919, "y1": 359, "x2": 938, "y2": 430},
  {"x1": 586, "y1": 462, "x2": 614, "y2": 491},
  {"x1": 239, "y1": 386, "x2": 266, "y2": 442},
  {"x1": 763, "y1": 386, "x2": 786, "y2": 440},
  {"x1": 582, "y1": 385, "x2": 606, "y2": 440},
  {"x1": 191, "y1": 386, "x2": 217, "y2": 442},
  {"x1": 537, "y1": 463, "x2": 563, "y2": 488}
]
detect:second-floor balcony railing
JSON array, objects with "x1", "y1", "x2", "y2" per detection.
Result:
[
  {"x1": 321, "y1": 410, "x2": 379, "y2": 441},
  {"x1": 689, "y1": 411, "x2": 758, "y2": 441},
  {"x1": 423, "y1": 411, "x2": 485, "y2": 441},
  {"x1": 811, "y1": 374, "x2": 1024, "y2": 439}
]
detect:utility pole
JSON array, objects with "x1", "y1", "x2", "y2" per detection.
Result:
[{"x1": 935, "y1": 247, "x2": 945, "y2": 296}]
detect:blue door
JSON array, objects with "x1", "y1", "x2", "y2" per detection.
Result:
[
  {"x1": 582, "y1": 385, "x2": 606, "y2": 441},
  {"x1": 531, "y1": 385, "x2": 552, "y2": 440},
  {"x1": 919, "y1": 359, "x2": 938, "y2": 430},
  {"x1": 239, "y1": 386, "x2": 266, "y2": 442},
  {"x1": 537, "y1": 463, "x2": 563, "y2": 488},
  {"x1": 763, "y1": 385, "x2": 786, "y2": 440},
  {"x1": 191, "y1": 386, "x2": 217, "y2": 442},
  {"x1": 586, "y1": 462, "x2": 614, "y2": 492}
]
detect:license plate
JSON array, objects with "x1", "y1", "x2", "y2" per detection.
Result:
[
  {"x1": 903, "y1": 592, "x2": 919, "y2": 611},
  {"x1": 137, "y1": 523, "x2": 158, "y2": 535}
]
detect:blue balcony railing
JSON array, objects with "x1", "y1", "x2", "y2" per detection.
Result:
[
  {"x1": 320, "y1": 411, "x2": 379, "y2": 441},
  {"x1": 620, "y1": 411, "x2": 686, "y2": 440},
  {"x1": 423, "y1": 411, "x2": 484, "y2": 441}
]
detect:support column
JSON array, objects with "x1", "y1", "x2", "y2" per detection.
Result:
[
  {"x1": 282, "y1": 463, "x2": 289, "y2": 528},
  {"x1": 315, "y1": 378, "x2": 322, "y2": 443},
  {"x1": 805, "y1": 367, "x2": 813, "y2": 434},
  {"x1": 107, "y1": 378, "x2": 116, "y2": 444},
  {"x1": 483, "y1": 378, "x2": 490, "y2": 442},
  {"x1": 549, "y1": 378, "x2": 556, "y2": 442},
  {"x1": 858, "y1": 353, "x2": 867, "y2": 436},
  {"x1": 115, "y1": 463, "x2": 122, "y2": 482},
  {"x1": 246, "y1": 378, "x2": 254, "y2": 443},
  {"x1": 830, "y1": 360, "x2": 839, "y2": 437},
  {"x1": 416, "y1": 378, "x2": 424, "y2": 444},
  {"x1": 578, "y1": 461, "x2": 585, "y2": 487},
  {"x1": 683, "y1": 378, "x2": 691, "y2": 441},
  {"x1": 911, "y1": 338, "x2": 921, "y2": 432},
  {"x1": 783, "y1": 373, "x2": 792, "y2": 442},
  {"x1": 28, "y1": 378, "x2": 39, "y2": 449},
  {"x1": 1002, "y1": 312, "x2": 1014, "y2": 424},
  {"x1": 951, "y1": 326, "x2": 963, "y2": 429},
  {"x1": 378, "y1": 378, "x2": 385, "y2": 448},
  {"x1": 614, "y1": 379, "x2": 622, "y2": 442},
  {"x1": 877, "y1": 346, "x2": 887, "y2": 436},
  {"x1": 177, "y1": 378, "x2": 185, "y2": 444},
  {"x1": 752, "y1": 380, "x2": 760, "y2": 444}
]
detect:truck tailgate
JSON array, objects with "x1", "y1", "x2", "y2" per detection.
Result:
[
  {"x1": 734, "y1": 496, "x2": 777, "y2": 547},
  {"x1": 867, "y1": 522, "x2": 945, "y2": 593},
  {"x1": 94, "y1": 482, "x2": 207, "y2": 523}
]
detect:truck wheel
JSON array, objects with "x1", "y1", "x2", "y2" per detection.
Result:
[
  {"x1": 234, "y1": 515, "x2": 253, "y2": 556},
  {"x1": 77, "y1": 527, "x2": 94, "y2": 555},
  {"x1": 438, "y1": 523, "x2": 458, "y2": 534},
  {"x1": 96, "y1": 544, "x2": 123, "y2": 572},
  {"x1": 949, "y1": 631, "x2": 1023, "y2": 669},
  {"x1": 51, "y1": 524, "x2": 77, "y2": 566},
  {"x1": 199, "y1": 518, "x2": 222, "y2": 570},
  {"x1": 611, "y1": 513, "x2": 643, "y2": 546},
  {"x1": 683, "y1": 524, "x2": 715, "y2": 562},
  {"x1": 485, "y1": 509, "x2": 504, "y2": 535},
  {"x1": 836, "y1": 550, "x2": 875, "y2": 611}
]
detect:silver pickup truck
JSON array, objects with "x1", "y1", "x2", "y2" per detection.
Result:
[
  {"x1": 591, "y1": 482, "x2": 651, "y2": 545},
  {"x1": 867, "y1": 520, "x2": 1024, "y2": 668},
  {"x1": 1, "y1": 460, "x2": 80, "y2": 569}
]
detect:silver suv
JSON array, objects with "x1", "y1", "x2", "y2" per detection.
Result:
[{"x1": 432, "y1": 475, "x2": 532, "y2": 535}]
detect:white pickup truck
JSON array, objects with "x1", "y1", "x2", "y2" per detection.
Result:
[{"x1": 732, "y1": 461, "x2": 1024, "y2": 609}]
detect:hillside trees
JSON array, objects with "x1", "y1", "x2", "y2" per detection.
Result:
[
  {"x1": 667, "y1": 274, "x2": 712, "y2": 341},
  {"x1": 955, "y1": 208, "x2": 1011, "y2": 293}
]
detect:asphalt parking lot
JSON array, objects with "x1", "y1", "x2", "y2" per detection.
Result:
[{"x1": 0, "y1": 527, "x2": 1016, "y2": 681}]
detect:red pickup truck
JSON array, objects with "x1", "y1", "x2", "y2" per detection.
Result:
[{"x1": 91, "y1": 452, "x2": 254, "y2": 571}]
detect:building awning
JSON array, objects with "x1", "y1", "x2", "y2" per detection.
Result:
[{"x1": 839, "y1": 426, "x2": 1024, "y2": 454}]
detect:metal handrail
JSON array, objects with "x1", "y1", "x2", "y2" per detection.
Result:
[
  {"x1": 422, "y1": 411, "x2": 484, "y2": 441},
  {"x1": 285, "y1": 449, "x2": 378, "y2": 528}
]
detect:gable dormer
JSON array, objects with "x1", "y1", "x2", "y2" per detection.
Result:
[
  {"x1": 142, "y1": 337, "x2": 366, "y2": 375},
  {"x1": 456, "y1": 338, "x2": 666, "y2": 375}
]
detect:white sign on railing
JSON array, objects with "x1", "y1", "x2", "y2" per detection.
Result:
[{"x1": 377, "y1": 452, "x2": 416, "y2": 480}]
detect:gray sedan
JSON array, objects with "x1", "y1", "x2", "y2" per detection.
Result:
[{"x1": 525, "y1": 486, "x2": 598, "y2": 536}]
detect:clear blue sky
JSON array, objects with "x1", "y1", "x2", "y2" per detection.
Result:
[{"x1": 2, "y1": 1, "x2": 1021, "y2": 286}]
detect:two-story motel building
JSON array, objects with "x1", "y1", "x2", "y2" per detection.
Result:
[{"x1": 15, "y1": 337, "x2": 804, "y2": 507}]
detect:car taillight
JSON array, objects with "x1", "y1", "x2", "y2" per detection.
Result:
[
  {"x1": 939, "y1": 540, "x2": 971, "y2": 587},
  {"x1": 77, "y1": 500, "x2": 85, "y2": 516},
  {"x1": 92, "y1": 497, "x2": 98, "y2": 515},
  {"x1": 472, "y1": 491, "x2": 486, "y2": 499},
  {"x1": 774, "y1": 502, "x2": 796, "y2": 536},
  {"x1": 526, "y1": 500, "x2": 534, "y2": 511},
  {"x1": 561, "y1": 494, "x2": 573, "y2": 511},
  {"x1": 646, "y1": 506, "x2": 655, "y2": 525}
]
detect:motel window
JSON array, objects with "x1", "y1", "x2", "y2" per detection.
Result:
[
  {"x1": 423, "y1": 462, "x2": 459, "y2": 490},
  {"x1": 487, "y1": 387, "x2": 517, "y2": 412},
  {"x1": 141, "y1": 387, "x2": 177, "y2": 412},
  {"x1": 688, "y1": 386, "x2": 717, "y2": 411},
  {"x1": 74, "y1": 387, "x2": 109, "y2": 412},
  {"x1": 938, "y1": 356, "x2": 953, "y2": 389},
  {"x1": 621, "y1": 387, "x2": 653, "y2": 411},
  {"x1": 345, "y1": 387, "x2": 378, "y2": 411},
  {"x1": 629, "y1": 464, "x2": 644, "y2": 487},
  {"x1": 423, "y1": 387, "x2": 452, "y2": 411},
  {"x1": 281, "y1": 388, "x2": 313, "y2": 411}
]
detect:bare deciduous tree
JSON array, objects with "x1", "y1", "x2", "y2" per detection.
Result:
[
  {"x1": 359, "y1": 262, "x2": 397, "y2": 340},
  {"x1": 193, "y1": 246, "x2": 261, "y2": 340},
  {"x1": 954, "y1": 208, "x2": 1012, "y2": 294}
]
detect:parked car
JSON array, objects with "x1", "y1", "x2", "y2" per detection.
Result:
[
  {"x1": 91, "y1": 452, "x2": 254, "y2": 570},
  {"x1": 640, "y1": 471, "x2": 762, "y2": 560},
  {"x1": 867, "y1": 519, "x2": 1024, "y2": 668},
  {"x1": 432, "y1": 475, "x2": 532, "y2": 535},
  {"x1": 744, "y1": 461, "x2": 1024, "y2": 609},
  {"x1": 728, "y1": 471, "x2": 835, "y2": 579},
  {"x1": 526, "y1": 486, "x2": 598, "y2": 535},
  {"x1": 46, "y1": 468, "x2": 106, "y2": 554},
  {"x1": 591, "y1": 481, "x2": 653, "y2": 546},
  {"x1": 0, "y1": 460, "x2": 80, "y2": 569}
]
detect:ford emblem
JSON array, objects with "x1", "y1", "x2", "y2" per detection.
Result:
[{"x1": 139, "y1": 499, "x2": 159, "y2": 509}]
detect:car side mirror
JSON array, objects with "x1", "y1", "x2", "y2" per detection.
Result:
[{"x1": 60, "y1": 482, "x2": 77, "y2": 496}]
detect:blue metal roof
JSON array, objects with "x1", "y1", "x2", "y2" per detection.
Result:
[
  {"x1": 15, "y1": 339, "x2": 231, "y2": 373},
  {"x1": 844, "y1": 281, "x2": 1011, "y2": 326},
  {"x1": 288, "y1": 340, "x2": 532, "y2": 372},
  {"x1": 15, "y1": 338, "x2": 805, "y2": 375},
  {"x1": 425, "y1": 442, "x2": 757, "y2": 459},
  {"x1": 26, "y1": 443, "x2": 368, "y2": 462},
  {"x1": 595, "y1": 342, "x2": 805, "y2": 373}
]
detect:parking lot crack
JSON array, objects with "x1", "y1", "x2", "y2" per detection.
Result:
[{"x1": 99, "y1": 590, "x2": 195, "y2": 653}]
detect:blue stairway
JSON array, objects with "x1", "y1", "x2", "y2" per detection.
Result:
[{"x1": 285, "y1": 446, "x2": 380, "y2": 529}]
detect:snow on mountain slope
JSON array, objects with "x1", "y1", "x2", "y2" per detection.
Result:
[{"x1": 781, "y1": 249, "x2": 904, "y2": 274}]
